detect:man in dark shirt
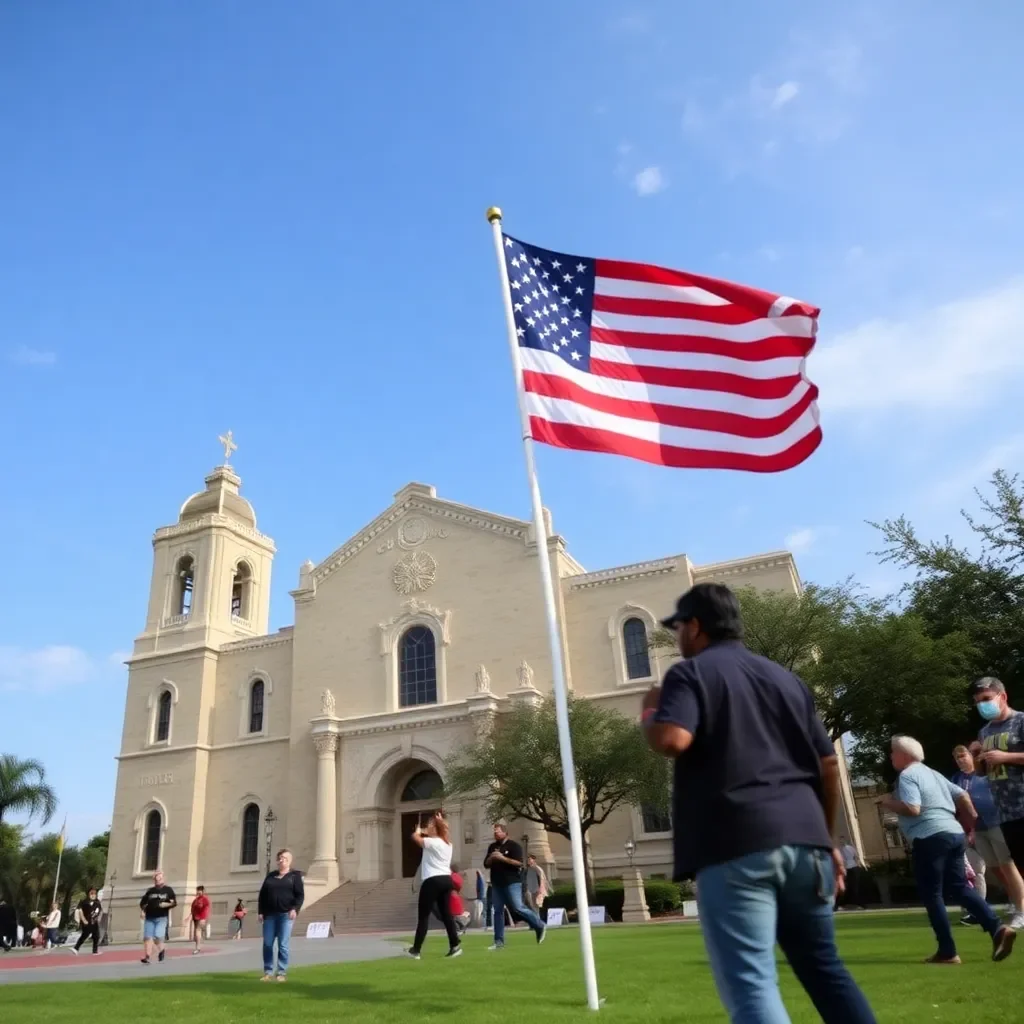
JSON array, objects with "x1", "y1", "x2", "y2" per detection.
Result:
[
  {"x1": 484, "y1": 823, "x2": 545, "y2": 949},
  {"x1": 72, "y1": 888, "x2": 103, "y2": 955},
  {"x1": 139, "y1": 870, "x2": 177, "y2": 964},
  {"x1": 643, "y1": 583, "x2": 875, "y2": 1024}
]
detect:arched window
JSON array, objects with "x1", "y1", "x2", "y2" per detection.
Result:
[
  {"x1": 173, "y1": 556, "x2": 195, "y2": 617},
  {"x1": 231, "y1": 561, "x2": 253, "y2": 620},
  {"x1": 249, "y1": 679, "x2": 265, "y2": 733},
  {"x1": 623, "y1": 617, "x2": 652, "y2": 680},
  {"x1": 144, "y1": 809, "x2": 162, "y2": 870},
  {"x1": 156, "y1": 690, "x2": 172, "y2": 742},
  {"x1": 401, "y1": 769, "x2": 444, "y2": 802},
  {"x1": 398, "y1": 626, "x2": 437, "y2": 708},
  {"x1": 240, "y1": 803, "x2": 260, "y2": 865}
]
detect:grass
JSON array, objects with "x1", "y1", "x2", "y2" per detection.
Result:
[{"x1": 6, "y1": 913, "x2": 1020, "y2": 1022}]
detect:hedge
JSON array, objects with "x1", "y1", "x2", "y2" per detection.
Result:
[{"x1": 544, "y1": 878, "x2": 691, "y2": 921}]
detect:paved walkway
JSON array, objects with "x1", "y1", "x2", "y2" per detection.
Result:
[{"x1": 0, "y1": 935, "x2": 403, "y2": 986}]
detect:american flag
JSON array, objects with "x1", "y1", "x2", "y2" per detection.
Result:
[{"x1": 501, "y1": 234, "x2": 821, "y2": 472}]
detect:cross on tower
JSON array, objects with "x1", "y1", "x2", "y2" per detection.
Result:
[{"x1": 218, "y1": 430, "x2": 237, "y2": 464}]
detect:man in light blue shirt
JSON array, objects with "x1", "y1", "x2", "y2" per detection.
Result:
[{"x1": 881, "y1": 735, "x2": 1014, "y2": 964}]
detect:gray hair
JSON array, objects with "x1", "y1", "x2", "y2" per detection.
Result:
[{"x1": 891, "y1": 735, "x2": 925, "y2": 762}]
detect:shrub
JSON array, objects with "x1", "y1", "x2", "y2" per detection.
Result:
[{"x1": 545, "y1": 877, "x2": 688, "y2": 920}]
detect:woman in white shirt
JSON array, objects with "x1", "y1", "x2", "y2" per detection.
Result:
[
  {"x1": 407, "y1": 811, "x2": 461, "y2": 960},
  {"x1": 43, "y1": 902, "x2": 62, "y2": 949}
]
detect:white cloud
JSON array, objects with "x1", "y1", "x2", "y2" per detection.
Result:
[
  {"x1": 770, "y1": 80, "x2": 800, "y2": 110},
  {"x1": 633, "y1": 166, "x2": 666, "y2": 197},
  {"x1": 8, "y1": 344, "x2": 57, "y2": 367},
  {"x1": 784, "y1": 527, "x2": 820, "y2": 552},
  {"x1": 814, "y1": 277, "x2": 1024, "y2": 415},
  {"x1": 0, "y1": 645, "x2": 117, "y2": 692}
]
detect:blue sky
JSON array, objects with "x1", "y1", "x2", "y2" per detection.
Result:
[{"x1": 2, "y1": 1, "x2": 1023, "y2": 843}]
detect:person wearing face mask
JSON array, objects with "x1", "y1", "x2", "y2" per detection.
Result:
[{"x1": 971, "y1": 678, "x2": 1024, "y2": 881}]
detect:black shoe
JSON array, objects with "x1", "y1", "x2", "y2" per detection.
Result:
[
  {"x1": 158, "y1": 949, "x2": 166, "y2": 962},
  {"x1": 445, "y1": 945, "x2": 463, "y2": 958},
  {"x1": 993, "y1": 926, "x2": 1017, "y2": 962},
  {"x1": 960, "y1": 914, "x2": 979, "y2": 927},
  {"x1": 141, "y1": 957, "x2": 151, "y2": 964},
  {"x1": 405, "y1": 948, "x2": 421, "y2": 960}
]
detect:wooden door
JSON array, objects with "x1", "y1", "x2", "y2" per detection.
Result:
[{"x1": 401, "y1": 812, "x2": 423, "y2": 878}]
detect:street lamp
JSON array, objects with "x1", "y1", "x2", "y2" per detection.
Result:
[
  {"x1": 103, "y1": 870, "x2": 117, "y2": 946},
  {"x1": 624, "y1": 838, "x2": 636, "y2": 867},
  {"x1": 264, "y1": 808, "x2": 277, "y2": 874}
]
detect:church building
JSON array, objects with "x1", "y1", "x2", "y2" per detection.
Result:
[{"x1": 104, "y1": 445, "x2": 863, "y2": 935}]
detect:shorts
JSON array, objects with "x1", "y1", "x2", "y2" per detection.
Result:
[
  {"x1": 975, "y1": 826, "x2": 1013, "y2": 868},
  {"x1": 143, "y1": 917, "x2": 168, "y2": 941},
  {"x1": 1001, "y1": 817, "x2": 1024, "y2": 870}
]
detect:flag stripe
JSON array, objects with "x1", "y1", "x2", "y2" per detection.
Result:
[
  {"x1": 593, "y1": 275, "x2": 730, "y2": 306},
  {"x1": 592, "y1": 306, "x2": 817, "y2": 341},
  {"x1": 588, "y1": 358, "x2": 804, "y2": 399},
  {"x1": 521, "y1": 348, "x2": 811, "y2": 414},
  {"x1": 590, "y1": 325, "x2": 813, "y2": 361},
  {"x1": 530, "y1": 417, "x2": 823, "y2": 472},
  {"x1": 591, "y1": 341, "x2": 806, "y2": 380},
  {"x1": 523, "y1": 369, "x2": 818, "y2": 438},
  {"x1": 524, "y1": 392, "x2": 821, "y2": 456},
  {"x1": 593, "y1": 292, "x2": 776, "y2": 324}
]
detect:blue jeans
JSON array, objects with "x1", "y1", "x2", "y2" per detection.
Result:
[
  {"x1": 911, "y1": 830, "x2": 1001, "y2": 958},
  {"x1": 262, "y1": 913, "x2": 293, "y2": 976},
  {"x1": 492, "y1": 882, "x2": 543, "y2": 943},
  {"x1": 697, "y1": 845, "x2": 876, "y2": 1024}
]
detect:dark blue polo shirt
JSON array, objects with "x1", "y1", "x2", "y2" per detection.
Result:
[{"x1": 654, "y1": 640, "x2": 834, "y2": 879}]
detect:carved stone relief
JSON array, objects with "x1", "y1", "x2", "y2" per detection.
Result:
[{"x1": 392, "y1": 550, "x2": 437, "y2": 594}]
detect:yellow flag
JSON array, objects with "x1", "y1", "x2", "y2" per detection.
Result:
[{"x1": 55, "y1": 816, "x2": 67, "y2": 854}]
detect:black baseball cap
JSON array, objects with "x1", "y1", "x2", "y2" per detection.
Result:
[{"x1": 659, "y1": 583, "x2": 743, "y2": 639}]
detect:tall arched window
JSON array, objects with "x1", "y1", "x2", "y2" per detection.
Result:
[
  {"x1": 623, "y1": 617, "x2": 652, "y2": 680},
  {"x1": 156, "y1": 690, "x2": 172, "y2": 742},
  {"x1": 249, "y1": 679, "x2": 265, "y2": 733},
  {"x1": 231, "y1": 561, "x2": 253, "y2": 620},
  {"x1": 399, "y1": 626, "x2": 437, "y2": 708},
  {"x1": 173, "y1": 556, "x2": 195, "y2": 617},
  {"x1": 144, "y1": 809, "x2": 162, "y2": 871},
  {"x1": 240, "y1": 803, "x2": 260, "y2": 865}
]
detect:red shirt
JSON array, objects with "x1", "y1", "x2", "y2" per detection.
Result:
[
  {"x1": 191, "y1": 894, "x2": 210, "y2": 921},
  {"x1": 450, "y1": 871, "x2": 464, "y2": 916}
]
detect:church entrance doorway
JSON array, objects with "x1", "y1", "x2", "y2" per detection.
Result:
[{"x1": 397, "y1": 767, "x2": 444, "y2": 879}]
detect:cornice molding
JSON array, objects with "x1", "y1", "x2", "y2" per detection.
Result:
[
  {"x1": 153, "y1": 514, "x2": 276, "y2": 551},
  {"x1": 568, "y1": 557, "x2": 679, "y2": 591},
  {"x1": 219, "y1": 632, "x2": 294, "y2": 655},
  {"x1": 691, "y1": 552, "x2": 796, "y2": 580}
]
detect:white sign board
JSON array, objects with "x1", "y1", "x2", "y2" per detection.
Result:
[
  {"x1": 682, "y1": 900, "x2": 699, "y2": 919},
  {"x1": 546, "y1": 907, "x2": 566, "y2": 927},
  {"x1": 305, "y1": 921, "x2": 333, "y2": 939},
  {"x1": 588, "y1": 906, "x2": 606, "y2": 925}
]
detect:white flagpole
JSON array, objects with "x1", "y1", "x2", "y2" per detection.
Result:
[
  {"x1": 486, "y1": 206, "x2": 601, "y2": 1012},
  {"x1": 52, "y1": 816, "x2": 67, "y2": 905}
]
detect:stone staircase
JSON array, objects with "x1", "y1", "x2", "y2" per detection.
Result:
[{"x1": 295, "y1": 877, "x2": 420, "y2": 934}]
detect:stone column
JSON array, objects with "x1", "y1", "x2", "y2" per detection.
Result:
[
  {"x1": 621, "y1": 868, "x2": 650, "y2": 923},
  {"x1": 308, "y1": 732, "x2": 340, "y2": 886}
]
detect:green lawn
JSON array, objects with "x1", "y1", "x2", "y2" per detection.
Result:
[{"x1": 6, "y1": 914, "x2": 1017, "y2": 1022}]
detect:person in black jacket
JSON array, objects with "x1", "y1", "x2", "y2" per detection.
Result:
[
  {"x1": 257, "y1": 848, "x2": 304, "y2": 982},
  {"x1": 72, "y1": 888, "x2": 103, "y2": 955}
]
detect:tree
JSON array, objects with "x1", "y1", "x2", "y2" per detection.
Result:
[
  {"x1": 0, "y1": 755, "x2": 57, "y2": 826},
  {"x1": 444, "y1": 696, "x2": 669, "y2": 894},
  {"x1": 873, "y1": 470, "x2": 1024, "y2": 696}
]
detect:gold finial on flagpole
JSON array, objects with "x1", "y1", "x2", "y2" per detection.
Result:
[{"x1": 485, "y1": 206, "x2": 503, "y2": 223}]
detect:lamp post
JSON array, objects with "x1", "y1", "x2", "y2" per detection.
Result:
[
  {"x1": 264, "y1": 808, "x2": 277, "y2": 874},
  {"x1": 103, "y1": 870, "x2": 117, "y2": 946},
  {"x1": 624, "y1": 838, "x2": 636, "y2": 868}
]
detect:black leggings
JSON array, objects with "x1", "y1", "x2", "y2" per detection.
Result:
[
  {"x1": 412, "y1": 875, "x2": 459, "y2": 952},
  {"x1": 75, "y1": 923, "x2": 100, "y2": 954}
]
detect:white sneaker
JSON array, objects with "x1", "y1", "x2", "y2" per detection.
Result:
[
  {"x1": 70, "y1": 948, "x2": 79, "y2": 956},
  {"x1": 487, "y1": 943, "x2": 504, "y2": 951},
  {"x1": 1010, "y1": 912, "x2": 1024, "y2": 931}
]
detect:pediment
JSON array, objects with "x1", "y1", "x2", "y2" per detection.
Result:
[{"x1": 308, "y1": 483, "x2": 535, "y2": 588}]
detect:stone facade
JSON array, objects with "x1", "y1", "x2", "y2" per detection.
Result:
[{"x1": 104, "y1": 461, "x2": 863, "y2": 936}]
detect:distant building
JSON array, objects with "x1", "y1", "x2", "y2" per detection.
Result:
[{"x1": 104, "y1": 447, "x2": 864, "y2": 935}]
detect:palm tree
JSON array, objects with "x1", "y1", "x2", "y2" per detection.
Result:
[{"x1": 0, "y1": 756, "x2": 58, "y2": 826}]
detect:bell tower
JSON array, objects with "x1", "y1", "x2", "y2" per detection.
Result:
[{"x1": 134, "y1": 431, "x2": 276, "y2": 656}]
